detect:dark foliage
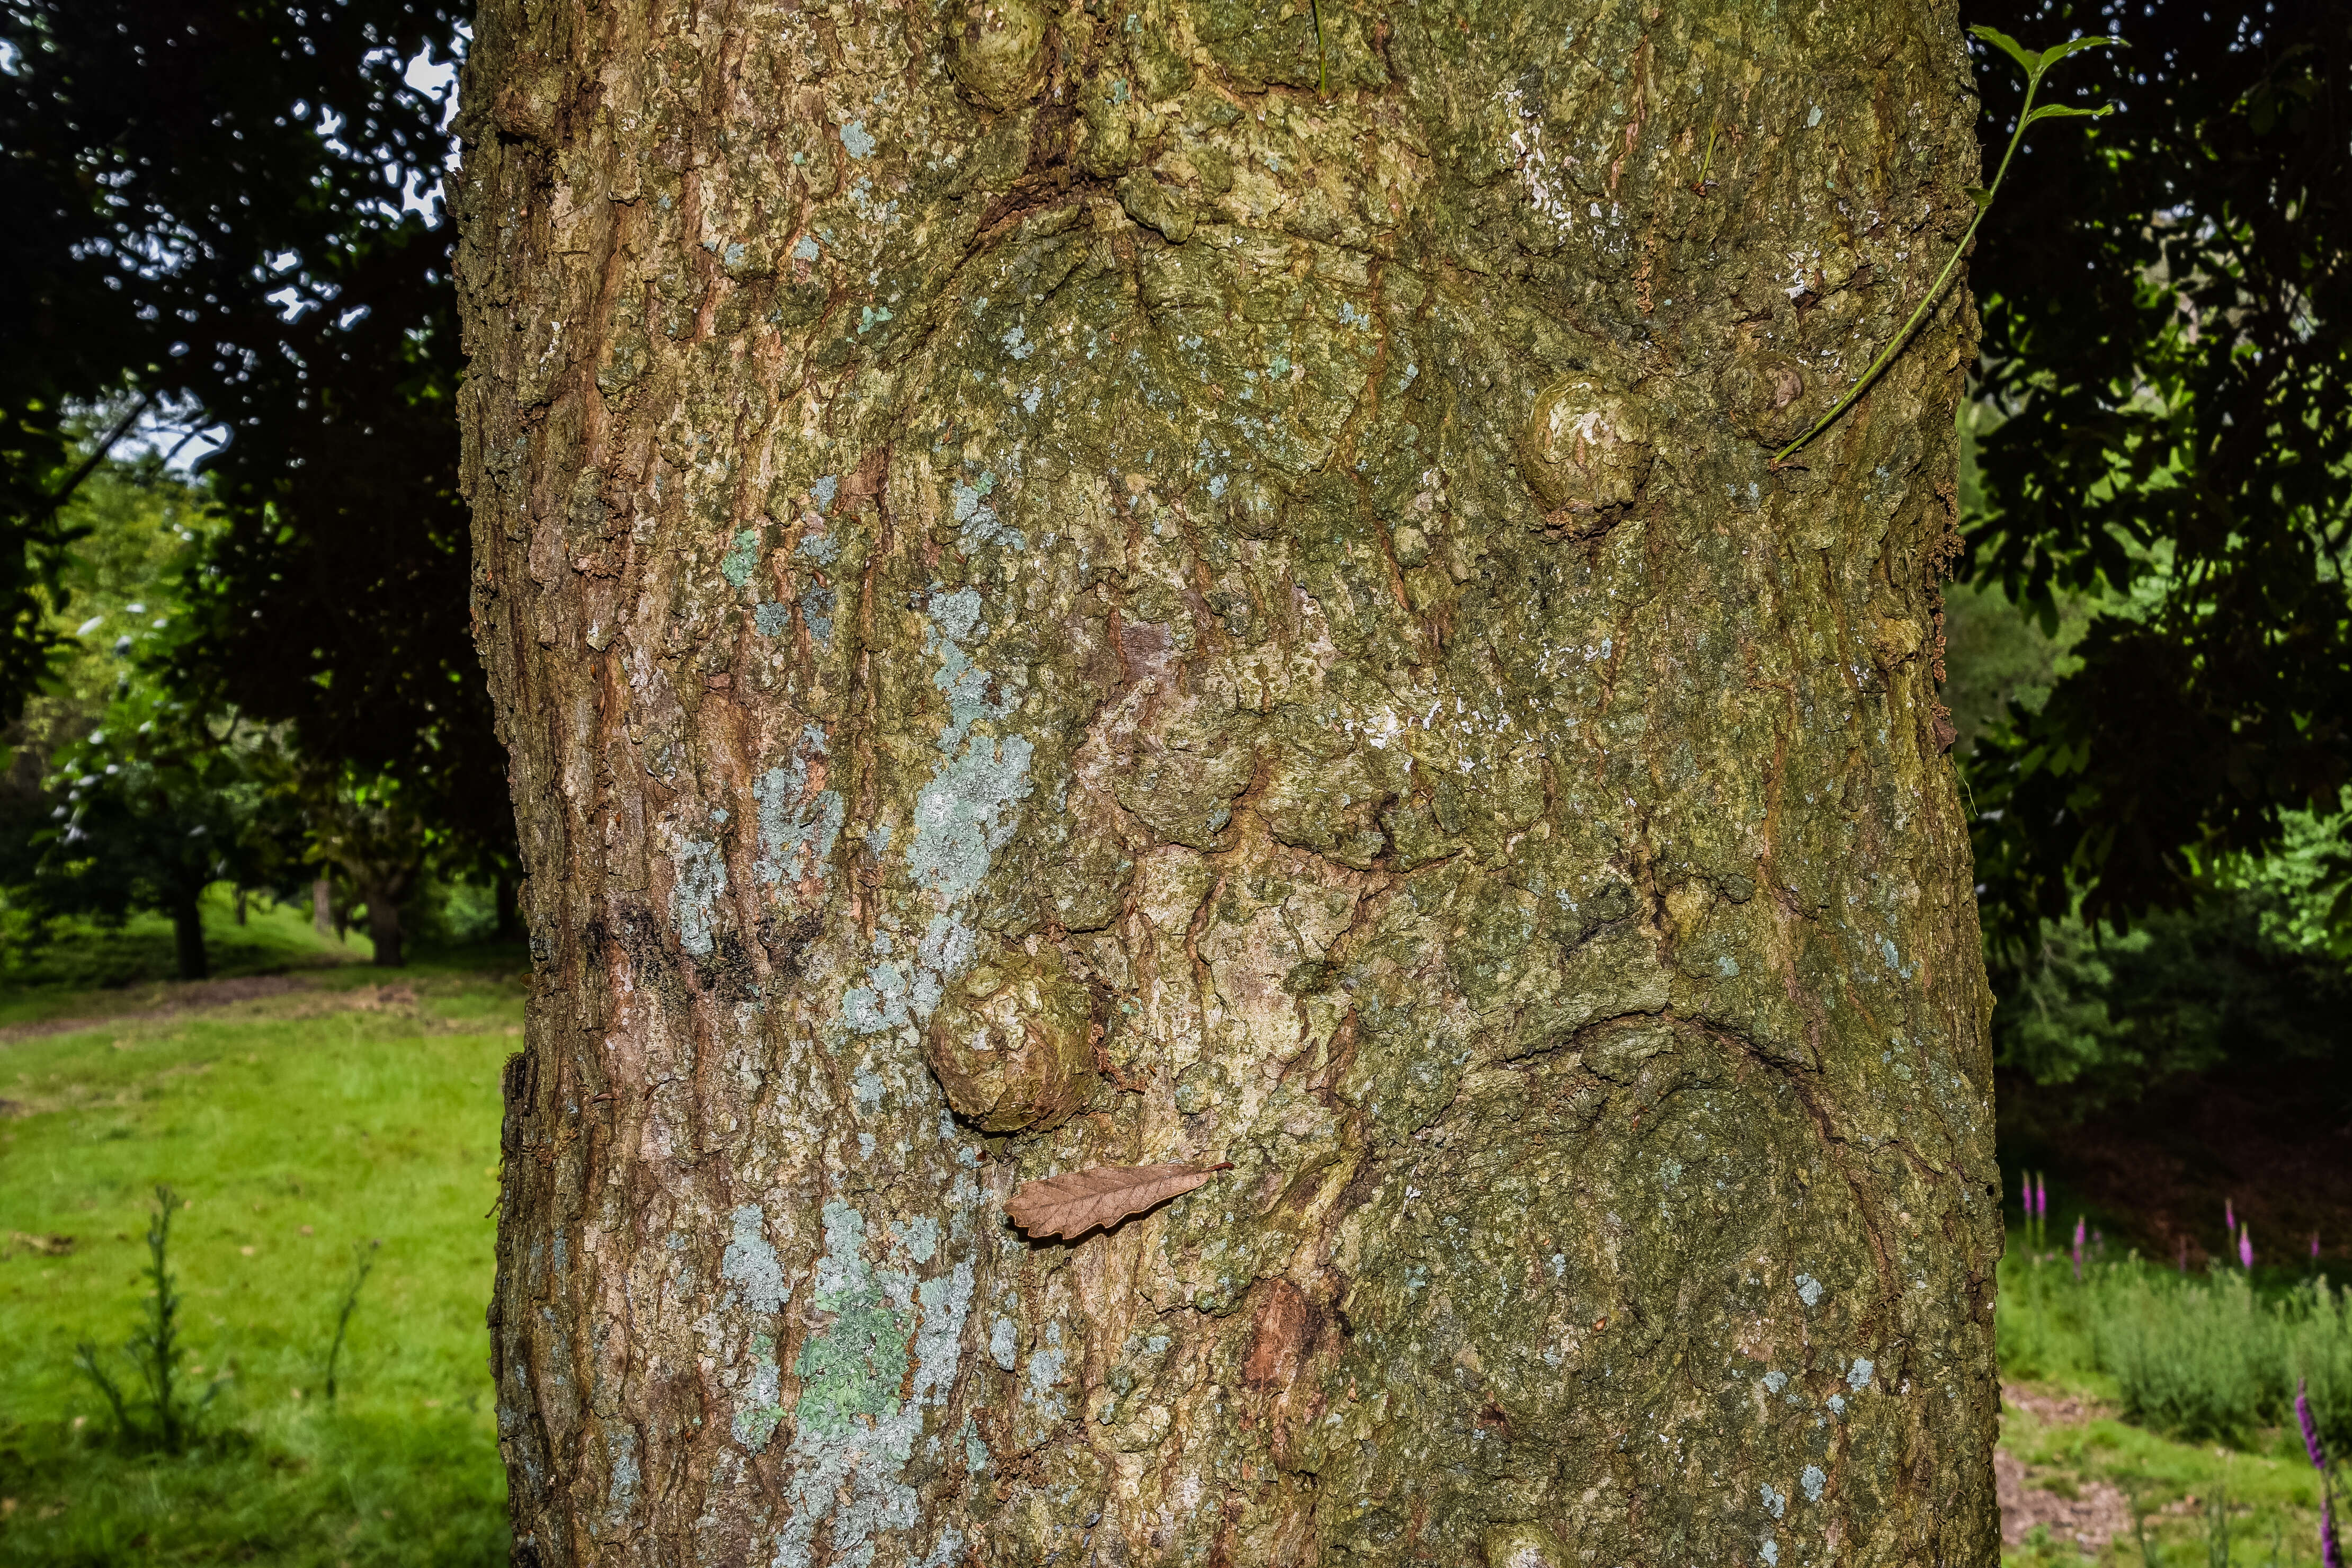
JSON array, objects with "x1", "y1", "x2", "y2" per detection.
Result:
[
  {"x1": 1961, "y1": 1, "x2": 2352, "y2": 952},
  {"x1": 0, "y1": 0, "x2": 507, "y2": 865},
  {"x1": 1994, "y1": 893, "x2": 2352, "y2": 1113}
]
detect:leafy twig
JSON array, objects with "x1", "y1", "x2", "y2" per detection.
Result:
[
  {"x1": 324, "y1": 1237, "x2": 381, "y2": 1405},
  {"x1": 1772, "y1": 28, "x2": 2123, "y2": 466},
  {"x1": 74, "y1": 1183, "x2": 213, "y2": 1454}
]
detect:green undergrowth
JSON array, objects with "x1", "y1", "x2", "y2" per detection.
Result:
[
  {"x1": 1998, "y1": 1237, "x2": 2346, "y2": 1565},
  {"x1": 2000, "y1": 1243, "x2": 2352, "y2": 1447},
  {"x1": 0, "y1": 961, "x2": 520, "y2": 1565},
  {"x1": 2002, "y1": 1389, "x2": 2330, "y2": 1567}
]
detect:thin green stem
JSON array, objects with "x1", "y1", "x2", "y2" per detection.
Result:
[
  {"x1": 1309, "y1": 0, "x2": 1327, "y2": 97},
  {"x1": 1772, "y1": 73, "x2": 2044, "y2": 465}
]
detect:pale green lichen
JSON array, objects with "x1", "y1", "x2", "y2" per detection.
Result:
[
  {"x1": 670, "y1": 839, "x2": 726, "y2": 957},
  {"x1": 754, "y1": 731, "x2": 844, "y2": 887},
  {"x1": 720, "y1": 528, "x2": 762, "y2": 587},
  {"x1": 721, "y1": 1206, "x2": 790, "y2": 1450},
  {"x1": 843, "y1": 583, "x2": 1035, "y2": 1037},
  {"x1": 776, "y1": 1201, "x2": 975, "y2": 1568}
]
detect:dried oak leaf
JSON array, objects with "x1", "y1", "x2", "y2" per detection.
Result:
[{"x1": 1003, "y1": 1160, "x2": 1232, "y2": 1241}]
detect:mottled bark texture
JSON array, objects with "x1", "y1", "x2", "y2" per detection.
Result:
[{"x1": 455, "y1": 2, "x2": 2000, "y2": 1562}]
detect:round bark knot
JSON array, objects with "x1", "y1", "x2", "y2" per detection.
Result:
[
  {"x1": 1725, "y1": 351, "x2": 1818, "y2": 445},
  {"x1": 1483, "y1": 1522, "x2": 1572, "y2": 1567},
  {"x1": 923, "y1": 948, "x2": 1097, "y2": 1132},
  {"x1": 1517, "y1": 382, "x2": 1653, "y2": 517},
  {"x1": 1868, "y1": 614, "x2": 1923, "y2": 669},
  {"x1": 947, "y1": 0, "x2": 1050, "y2": 113}
]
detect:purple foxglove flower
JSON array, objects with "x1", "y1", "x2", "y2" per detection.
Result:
[
  {"x1": 2022, "y1": 1171, "x2": 2032, "y2": 1217},
  {"x1": 2036, "y1": 1174, "x2": 2047, "y2": 1221},
  {"x1": 2227, "y1": 1197, "x2": 2237, "y2": 1234},
  {"x1": 2072, "y1": 1216, "x2": 2086, "y2": 1281},
  {"x1": 2239, "y1": 1225, "x2": 2253, "y2": 1270},
  {"x1": 2324, "y1": 1492, "x2": 2342, "y2": 1568},
  {"x1": 2299, "y1": 1379, "x2": 2329, "y2": 1470}
]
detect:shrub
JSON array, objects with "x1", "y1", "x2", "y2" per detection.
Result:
[
  {"x1": 2285, "y1": 1277, "x2": 2352, "y2": 1458},
  {"x1": 2096, "y1": 1270, "x2": 2284, "y2": 1442}
]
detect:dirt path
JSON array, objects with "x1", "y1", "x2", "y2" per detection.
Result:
[
  {"x1": 0, "y1": 972, "x2": 338, "y2": 1043},
  {"x1": 1999, "y1": 1383, "x2": 2132, "y2": 1554}
]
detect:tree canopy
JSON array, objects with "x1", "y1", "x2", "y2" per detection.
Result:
[
  {"x1": 0, "y1": 0, "x2": 502, "y2": 863},
  {"x1": 1961, "y1": 0, "x2": 2352, "y2": 951}
]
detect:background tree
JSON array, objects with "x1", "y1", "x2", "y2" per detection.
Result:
[
  {"x1": 298, "y1": 766, "x2": 434, "y2": 968},
  {"x1": 1942, "y1": 2, "x2": 2352, "y2": 1144},
  {"x1": 0, "y1": 451, "x2": 293, "y2": 981},
  {"x1": 459, "y1": 1, "x2": 2002, "y2": 1562},
  {"x1": 0, "y1": 0, "x2": 509, "y2": 880},
  {"x1": 26, "y1": 687, "x2": 286, "y2": 981}
]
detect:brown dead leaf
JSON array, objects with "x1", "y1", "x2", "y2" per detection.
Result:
[{"x1": 1004, "y1": 1160, "x2": 1232, "y2": 1241}]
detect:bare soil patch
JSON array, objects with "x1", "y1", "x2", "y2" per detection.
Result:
[
  {"x1": 2000, "y1": 1382, "x2": 2132, "y2": 1553},
  {"x1": 1996, "y1": 1446, "x2": 2133, "y2": 1553}
]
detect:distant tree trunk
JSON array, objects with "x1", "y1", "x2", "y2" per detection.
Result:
[
  {"x1": 360, "y1": 880, "x2": 407, "y2": 968},
  {"x1": 312, "y1": 876, "x2": 335, "y2": 938},
  {"x1": 459, "y1": 2, "x2": 2000, "y2": 1564},
  {"x1": 233, "y1": 886, "x2": 248, "y2": 926},
  {"x1": 170, "y1": 892, "x2": 207, "y2": 982}
]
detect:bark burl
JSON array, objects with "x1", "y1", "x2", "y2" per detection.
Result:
[{"x1": 456, "y1": 1, "x2": 2000, "y2": 1562}]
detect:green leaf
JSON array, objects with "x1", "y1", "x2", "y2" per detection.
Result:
[
  {"x1": 1969, "y1": 25, "x2": 2041, "y2": 77},
  {"x1": 2025, "y1": 103, "x2": 2114, "y2": 126},
  {"x1": 1965, "y1": 186, "x2": 1995, "y2": 210},
  {"x1": 2037, "y1": 35, "x2": 2126, "y2": 72}
]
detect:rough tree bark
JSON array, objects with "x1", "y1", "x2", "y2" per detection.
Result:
[{"x1": 456, "y1": 2, "x2": 1999, "y2": 1563}]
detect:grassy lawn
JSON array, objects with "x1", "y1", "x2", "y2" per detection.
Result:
[{"x1": 0, "y1": 896, "x2": 519, "y2": 1565}]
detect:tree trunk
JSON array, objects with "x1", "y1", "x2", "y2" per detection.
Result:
[
  {"x1": 361, "y1": 882, "x2": 407, "y2": 969},
  {"x1": 313, "y1": 876, "x2": 337, "y2": 939},
  {"x1": 171, "y1": 892, "x2": 208, "y2": 982},
  {"x1": 457, "y1": 3, "x2": 2000, "y2": 1564}
]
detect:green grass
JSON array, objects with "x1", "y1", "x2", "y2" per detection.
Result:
[
  {"x1": 0, "y1": 960, "x2": 520, "y2": 1565},
  {"x1": 2003, "y1": 1394, "x2": 2327, "y2": 1567}
]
